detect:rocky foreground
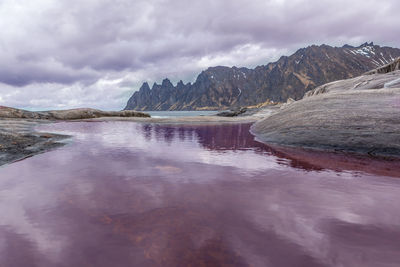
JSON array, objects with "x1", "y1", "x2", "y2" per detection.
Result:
[
  {"x1": 0, "y1": 119, "x2": 69, "y2": 166},
  {"x1": 251, "y1": 58, "x2": 400, "y2": 158}
]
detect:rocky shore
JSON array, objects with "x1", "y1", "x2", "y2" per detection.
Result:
[
  {"x1": 251, "y1": 58, "x2": 400, "y2": 158},
  {"x1": 0, "y1": 119, "x2": 69, "y2": 166}
]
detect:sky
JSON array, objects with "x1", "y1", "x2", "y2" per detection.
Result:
[{"x1": 0, "y1": 0, "x2": 399, "y2": 110}]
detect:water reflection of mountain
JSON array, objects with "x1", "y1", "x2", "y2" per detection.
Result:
[
  {"x1": 141, "y1": 123, "x2": 263, "y2": 151},
  {"x1": 140, "y1": 123, "x2": 400, "y2": 177},
  {"x1": 188, "y1": 123, "x2": 261, "y2": 151}
]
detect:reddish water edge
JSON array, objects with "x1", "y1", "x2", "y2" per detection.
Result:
[{"x1": 0, "y1": 122, "x2": 399, "y2": 267}]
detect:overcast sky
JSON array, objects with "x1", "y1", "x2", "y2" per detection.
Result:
[{"x1": 0, "y1": 0, "x2": 399, "y2": 110}]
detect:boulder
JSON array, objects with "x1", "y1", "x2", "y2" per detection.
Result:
[{"x1": 216, "y1": 107, "x2": 248, "y2": 117}]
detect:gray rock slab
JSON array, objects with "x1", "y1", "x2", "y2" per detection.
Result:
[{"x1": 251, "y1": 68, "x2": 400, "y2": 158}]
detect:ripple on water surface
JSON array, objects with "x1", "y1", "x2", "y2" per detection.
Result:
[{"x1": 0, "y1": 121, "x2": 399, "y2": 267}]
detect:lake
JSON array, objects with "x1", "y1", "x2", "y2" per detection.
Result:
[{"x1": 0, "y1": 121, "x2": 399, "y2": 266}]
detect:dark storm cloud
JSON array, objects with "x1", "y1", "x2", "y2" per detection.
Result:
[
  {"x1": 0, "y1": 60, "x2": 99, "y2": 87},
  {"x1": 0, "y1": 0, "x2": 399, "y2": 109}
]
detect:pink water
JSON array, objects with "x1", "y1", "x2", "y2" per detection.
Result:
[{"x1": 0, "y1": 121, "x2": 400, "y2": 267}]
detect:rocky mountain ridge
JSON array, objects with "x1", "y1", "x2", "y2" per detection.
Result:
[{"x1": 125, "y1": 42, "x2": 400, "y2": 111}]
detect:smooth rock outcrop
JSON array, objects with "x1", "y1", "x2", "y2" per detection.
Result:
[{"x1": 251, "y1": 63, "x2": 400, "y2": 157}]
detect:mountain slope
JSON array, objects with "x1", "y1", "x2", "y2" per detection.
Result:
[{"x1": 125, "y1": 42, "x2": 400, "y2": 111}]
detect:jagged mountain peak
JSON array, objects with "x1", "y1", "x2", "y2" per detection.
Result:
[
  {"x1": 139, "y1": 82, "x2": 150, "y2": 91},
  {"x1": 124, "y1": 43, "x2": 400, "y2": 111},
  {"x1": 360, "y1": 41, "x2": 374, "y2": 47},
  {"x1": 177, "y1": 80, "x2": 185, "y2": 87},
  {"x1": 161, "y1": 78, "x2": 173, "y2": 87}
]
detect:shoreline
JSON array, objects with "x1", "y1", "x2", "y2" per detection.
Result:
[
  {"x1": 2, "y1": 116, "x2": 399, "y2": 179},
  {"x1": 80, "y1": 115, "x2": 260, "y2": 124},
  {"x1": 0, "y1": 114, "x2": 263, "y2": 167}
]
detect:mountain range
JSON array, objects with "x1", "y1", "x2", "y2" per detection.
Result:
[{"x1": 124, "y1": 42, "x2": 400, "y2": 111}]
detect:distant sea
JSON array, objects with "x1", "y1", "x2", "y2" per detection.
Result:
[{"x1": 147, "y1": 110, "x2": 220, "y2": 118}]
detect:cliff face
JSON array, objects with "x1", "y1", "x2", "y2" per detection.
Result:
[{"x1": 125, "y1": 43, "x2": 400, "y2": 111}]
